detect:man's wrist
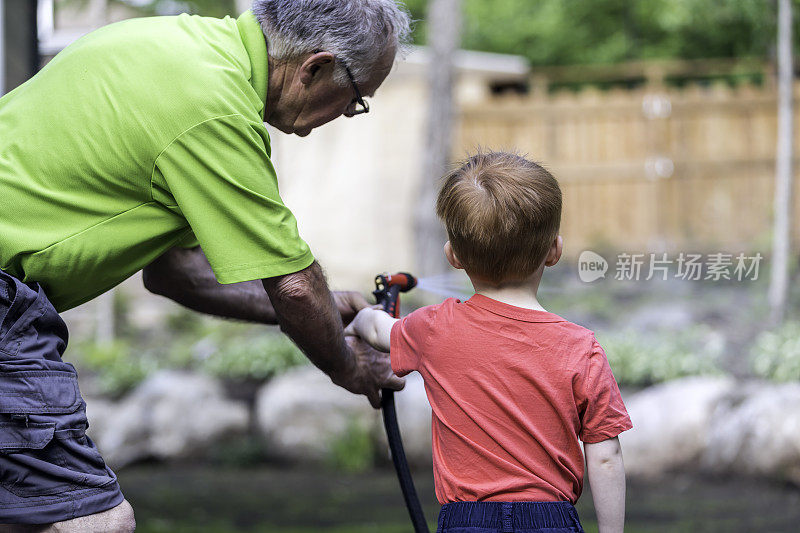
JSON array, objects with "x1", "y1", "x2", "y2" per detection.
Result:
[{"x1": 328, "y1": 344, "x2": 358, "y2": 387}]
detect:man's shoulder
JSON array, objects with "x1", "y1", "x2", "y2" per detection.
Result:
[
  {"x1": 59, "y1": 15, "x2": 251, "y2": 107},
  {"x1": 57, "y1": 15, "x2": 262, "y2": 142},
  {"x1": 72, "y1": 14, "x2": 239, "y2": 61}
]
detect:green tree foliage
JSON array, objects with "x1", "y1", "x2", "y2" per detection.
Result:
[
  {"x1": 406, "y1": 0, "x2": 783, "y2": 65},
  {"x1": 113, "y1": 0, "x2": 237, "y2": 18},
  {"x1": 117, "y1": 0, "x2": 787, "y2": 65}
]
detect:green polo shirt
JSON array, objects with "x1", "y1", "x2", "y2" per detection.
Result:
[{"x1": 0, "y1": 11, "x2": 314, "y2": 312}]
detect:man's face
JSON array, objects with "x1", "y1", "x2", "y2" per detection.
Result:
[{"x1": 268, "y1": 47, "x2": 395, "y2": 137}]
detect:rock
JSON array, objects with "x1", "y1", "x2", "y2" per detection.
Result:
[
  {"x1": 84, "y1": 397, "x2": 117, "y2": 443},
  {"x1": 375, "y1": 373, "x2": 432, "y2": 467},
  {"x1": 619, "y1": 376, "x2": 735, "y2": 477},
  {"x1": 86, "y1": 370, "x2": 249, "y2": 468},
  {"x1": 702, "y1": 382, "x2": 800, "y2": 484},
  {"x1": 255, "y1": 366, "x2": 379, "y2": 462}
]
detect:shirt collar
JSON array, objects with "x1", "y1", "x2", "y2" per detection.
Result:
[
  {"x1": 236, "y1": 10, "x2": 268, "y2": 114},
  {"x1": 465, "y1": 293, "x2": 566, "y2": 323}
]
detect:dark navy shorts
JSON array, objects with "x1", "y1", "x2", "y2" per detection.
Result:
[
  {"x1": 437, "y1": 501, "x2": 585, "y2": 533},
  {"x1": 0, "y1": 269, "x2": 123, "y2": 524}
]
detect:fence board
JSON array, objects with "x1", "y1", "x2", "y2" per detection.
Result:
[{"x1": 458, "y1": 81, "x2": 800, "y2": 256}]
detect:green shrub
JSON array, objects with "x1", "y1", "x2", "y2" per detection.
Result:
[
  {"x1": 164, "y1": 308, "x2": 207, "y2": 336},
  {"x1": 200, "y1": 332, "x2": 307, "y2": 381},
  {"x1": 751, "y1": 321, "x2": 800, "y2": 382},
  {"x1": 70, "y1": 329, "x2": 308, "y2": 398},
  {"x1": 326, "y1": 421, "x2": 375, "y2": 473},
  {"x1": 72, "y1": 340, "x2": 157, "y2": 398},
  {"x1": 546, "y1": 288, "x2": 618, "y2": 324},
  {"x1": 597, "y1": 326, "x2": 724, "y2": 386}
]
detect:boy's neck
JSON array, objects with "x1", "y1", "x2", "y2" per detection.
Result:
[{"x1": 469, "y1": 272, "x2": 547, "y2": 312}]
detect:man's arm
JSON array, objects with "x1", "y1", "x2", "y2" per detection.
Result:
[
  {"x1": 143, "y1": 246, "x2": 403, "y2": 406},
  {"x1": 143, "y1": 246, "x2": 278, "y2": 323},
  {"x1": 142, "y1": 246, "x2": 367, "y2": 325},
  {"x1": 262, "y1": 261, "x2": 403, "y2": 407},
  {"x1": 584, "y1": 437, "x2": 626, "y2": 533}
]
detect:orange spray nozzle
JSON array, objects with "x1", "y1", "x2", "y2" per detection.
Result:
[{"x1": 373, "y1": 272, "x2": 417, "y2": 318}]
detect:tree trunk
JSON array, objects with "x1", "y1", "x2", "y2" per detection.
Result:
[
  {"x1": 769, "y1": 0, "x2": 795, "y2": 326},
  {"x1": 1, "y1": 0, "x2": 39, "y2": 94},
  {"x1": 95, "y1": 289, "x2": 116, "y2": 346},
  {"x1": 415, "y1": 0, "x2": 462, "y2": 278},
  {"x1": 235, "y1": 0, "x2": 250, "y2": 14}
]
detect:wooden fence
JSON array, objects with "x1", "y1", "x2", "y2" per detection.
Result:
[{"x1": 457, "y1": 73, "x2": 800, "y2": 257}]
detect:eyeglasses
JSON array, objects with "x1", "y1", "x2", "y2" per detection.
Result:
[{"x1": 342, "y1": 63, "x2": 370, "y2": 115}]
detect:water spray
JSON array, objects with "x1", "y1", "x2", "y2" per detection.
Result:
[{"x1": 413, "y1": 271, "x2": 474, "y2": 301}]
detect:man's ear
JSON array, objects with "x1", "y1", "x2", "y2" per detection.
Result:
[
  {"x1": 544, "y1": 235, "x2": 563, "y2": 267},
  {"x1": 444, "y1": 241, "x2": 464, "y2": 270},
  {"x1": 299, "y1": 51, "x2": 335, "y2": 86}
]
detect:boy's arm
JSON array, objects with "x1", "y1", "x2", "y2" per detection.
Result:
[
  {"x1": 344, "y1": 308, "x2": 399, "y2": 353},
  {"x1": 584, "y1": 437, "x2": 626, "y2": 533}
]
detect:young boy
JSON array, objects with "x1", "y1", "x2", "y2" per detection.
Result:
[{"x1": 345, "y1": 151, "x2": 632, "y2": 533}]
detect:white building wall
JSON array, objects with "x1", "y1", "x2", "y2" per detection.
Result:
[
  {"x1": 271, "y1": 49, "x2": 528, "y2": 290},
  {"x1": 271, "y1": 67, "x2": 429, "y2": 290}
]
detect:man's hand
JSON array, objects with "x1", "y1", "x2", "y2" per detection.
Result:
[
  {"x1": 330, "y1": 336, "x2": 405, "y2": 409},
  {"x1": 264, "y1": 262, "x2": 402, "y2": 409},
  {"x1": 333, "y1": 291, "x2": 370, "y2": 326}
]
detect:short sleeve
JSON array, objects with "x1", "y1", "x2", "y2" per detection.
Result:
[
  {"x1": 574, "y1": 336, "x2": 633, "y2": 443},
  {"x1": 153, "y1": 114, "x2": 315, "y2": 283},
  {"x1": 177, "y1": 230, "x2": 200, "y2": 249},
  {"x1": 390, "y1": 306, "x2": 436, "y2": 376}
]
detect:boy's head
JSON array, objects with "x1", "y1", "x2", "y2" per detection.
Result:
[{"x1": 436, "y1": 151, "x2": 562, "y2": 285}]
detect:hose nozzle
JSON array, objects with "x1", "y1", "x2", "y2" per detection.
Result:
[
  {"x1": 374, "y1": 272, "x2": 417, "y2": 293},
  {"x1": 373, "y1": 272, "x2": 417, "y2": 318}
]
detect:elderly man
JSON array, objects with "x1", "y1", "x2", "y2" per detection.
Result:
[{"x1": 0, "y1": 0, "x2": 410, "y2": 530}]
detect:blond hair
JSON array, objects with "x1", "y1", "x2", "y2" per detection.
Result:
[{"x1": 436, "y1": 151, "x2": 562, "y2": 283}]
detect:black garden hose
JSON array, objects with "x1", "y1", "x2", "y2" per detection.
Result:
[
  {"x1": 381, "y1": 388, "x2": 430, "y2": 533},
  {"x1": 372, "y1": 272, "x2": 429, "y2": 533}
]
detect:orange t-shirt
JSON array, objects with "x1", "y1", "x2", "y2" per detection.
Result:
[{"x1": 390, "y1": 294, "x2": 632, "y2": 504}]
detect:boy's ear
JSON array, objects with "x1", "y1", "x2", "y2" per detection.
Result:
[
  {"x1": 544, "y1": 235, "x2": 563, "y2": 267},
  {"x1": 299, "y1": 51, "x2": 335, "y2": 86},
  {"x1": 444, "y1": 241, "x2": 464, "y2": 270}
]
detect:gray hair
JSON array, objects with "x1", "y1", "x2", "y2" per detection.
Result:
[{"x1": 251, "y1": 0, "x2": 412, "y2": 85}]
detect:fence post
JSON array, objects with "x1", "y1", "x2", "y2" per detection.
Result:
[
  {"x1": 415, "y1": 0, "x2": 462, "y2": 278},
  {"x1": 769, "y1": 0, "x2": 795, "y2": 326}
]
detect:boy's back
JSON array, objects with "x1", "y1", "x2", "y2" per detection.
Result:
[
  {"x1": 347, "y1": 150, "x2": 631, "y2": 532},
  {"x1": 391, "y1": 294, "x2": 632, "y2": 504}
]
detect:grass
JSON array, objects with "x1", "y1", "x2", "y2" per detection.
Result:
[{"x1": 121, "y1": 464, "x2": 800, "y2": 533}]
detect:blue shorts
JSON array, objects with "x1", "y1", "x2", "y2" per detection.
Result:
[
  {"x1": 437, "y1": 501, "x2": 585, "y2": 533},
  {"x1": 0, "y1": 269, "x2": 123, "y2": 524}
]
